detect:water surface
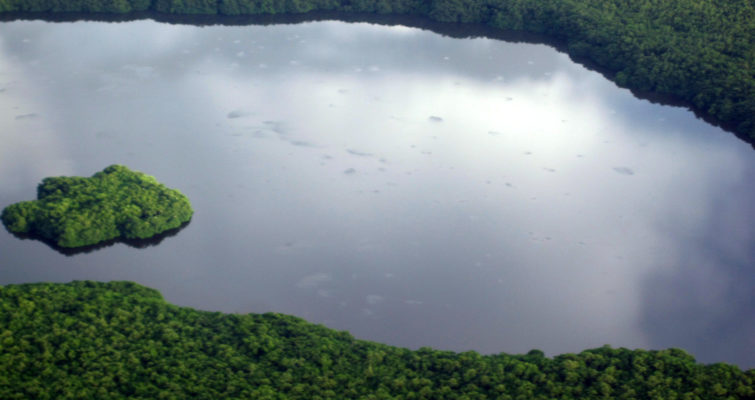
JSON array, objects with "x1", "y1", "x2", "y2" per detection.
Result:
[{"x1": 0, "y1": 19, "x2": 753, "y2": 368}]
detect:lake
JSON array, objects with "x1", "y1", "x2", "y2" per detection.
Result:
[{"x1": 0, "y1": 18, "x2": 753, "y2": 369}]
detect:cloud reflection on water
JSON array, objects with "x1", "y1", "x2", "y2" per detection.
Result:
[
  {"x1": 0, "y1": 20, "x2": 752, "y2": 368},
  {"x1": 0, "y1": 39, "x2": 74, "y2": 193}
]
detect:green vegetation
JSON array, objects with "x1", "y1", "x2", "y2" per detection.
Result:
[
  {"x1": 0, "y1": 0, "x2": 753, "y2": 145},
  {"x1": 0, "y1": 280, "x2": 752, "y2": 399},
  {"x1": 1, "y1": 165, "x2": 193, "y2": 248}
]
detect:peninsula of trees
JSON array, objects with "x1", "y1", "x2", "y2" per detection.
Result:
[
  {"x1": 0, "y1": 280, "x2": 752, "y2": 399},
  {"x1": 1, "y1": 165, "x2": 193, "y2": 248},
  {"x1": 0, "y1": 0, "x2": 753, "y2": 146}
]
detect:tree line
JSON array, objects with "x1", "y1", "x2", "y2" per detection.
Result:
[
  {"x1": 0, "y1": 0, "x2": 752, "y2": 146},
  {"x1": 0, "y1": 281, "x2": 752, "y2": 399}
]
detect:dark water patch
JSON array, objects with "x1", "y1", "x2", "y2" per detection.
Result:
[
  {"x1": 227, "y1": 109, "x2": 253, "y2": 118},
  {"x1": 639, "y1": 188, "x2": 755, "y2": 368},
  {"x1": 289, "y1": 140, "x2": 316, "y2": 147},
  {"x1": 15, "y1": 113, "x2": 38, "y2": 120},
  {"x1": 612, "y1": 167, "x2": 634, "y2": 176},
  {"x1": 428, "y1": 116, "x2": 443, "y2": 122},
  {"x1": 263, "y1": 120, "x2": 287, "y2": 133},
  {"x1": 347, "y1": 149, "x2": 373, "y2": 157}
]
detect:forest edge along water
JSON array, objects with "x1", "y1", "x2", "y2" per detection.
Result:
[
  {"x1": 0, "y1": 2, "x2": 753, "y2": 396},
  {"x1": 0, "y1": 280, "x2": 752, "y2": 399},
  {"x1": 1, "y1": 0, "x2": 753, "y2": 148}
]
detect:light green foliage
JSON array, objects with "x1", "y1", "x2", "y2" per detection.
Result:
[
  {"x1": 1, "y1": 165, "x2": 193, "y2": 248},
  {"x1": 0, "y1": 281, "x2": 752, "y2": 399}
]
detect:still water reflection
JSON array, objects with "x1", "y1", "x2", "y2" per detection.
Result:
[{"x1": 0, "y1": 20, "x2": 753, "y2": 368}]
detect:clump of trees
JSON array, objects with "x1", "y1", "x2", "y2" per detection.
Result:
[
  {"x1": 0, "y1": 280, "x2": 752, "y2": 399},
  {"x1": 1, "y1": 165, "x2": 193, "y2": 248},
  {"x1": 0, "y1": 0, "x2": 753, "y2": 146}
]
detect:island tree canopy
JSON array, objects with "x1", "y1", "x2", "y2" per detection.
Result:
[{"x1": 1, "y1": 165, "x2": 193, "y2": 248}]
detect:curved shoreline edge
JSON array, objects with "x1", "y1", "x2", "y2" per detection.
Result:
[
  {"x1": 0, "y1": 1, "x2": 753, "y2": 148},
  {"x1": 1, "y1": 280, "x2": 752, "y2": 398}
]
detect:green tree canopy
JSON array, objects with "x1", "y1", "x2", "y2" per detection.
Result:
[
  {"x1": 0, "y1": 281, "x2": 752, "y2": 399},
  {"x1": 1, "y1": 165, "x2": 193, "y2": 248}
]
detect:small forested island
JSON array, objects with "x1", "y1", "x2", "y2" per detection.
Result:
[
  {"x1": 1, "y1": 165, "x2": 193, "y2": 248},
  {"x1": 0, "y1": 0, "x2": 753, "y2": 146},
  {"x1": 0, "y1": 281, "x2": 752, "y2": 399}
]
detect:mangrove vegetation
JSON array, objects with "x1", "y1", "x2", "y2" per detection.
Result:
[{"x1": 1, "y1": 165, "x2": 193, "y2": 248}]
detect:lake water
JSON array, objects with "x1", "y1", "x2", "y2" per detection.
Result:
[{"x1": 0, "y1": 19, "x2": 753, "y2": 368}]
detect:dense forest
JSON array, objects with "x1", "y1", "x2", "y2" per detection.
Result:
[
  {"x1": 0, "y1": 0, "x2": 753, "y2": 146},
  {"x1": 0, "y1": 281, "x2": 752, "y2": 399},
  {"x1": 1, "y1": 165, "x2": 193, "y2": 248}
]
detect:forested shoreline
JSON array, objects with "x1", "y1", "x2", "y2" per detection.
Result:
[
  {"x1": 1, "y1": 281, "x2": 752, "y2": 399},
  {"x1": 0, "y1": 0, "x2": 753, "y2": 147}
]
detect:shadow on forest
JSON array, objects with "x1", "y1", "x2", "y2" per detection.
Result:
[{"x1": 7, "y1": 220, "x2": 192, "y2": 256}]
